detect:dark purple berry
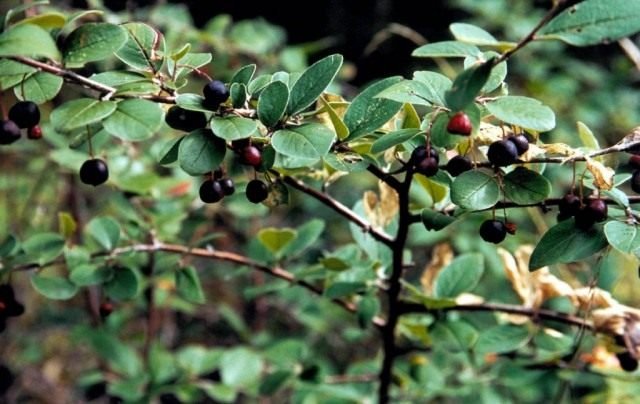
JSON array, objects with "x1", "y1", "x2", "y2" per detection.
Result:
[
  {"x1": 617, "y1": 351, "x2": 639, "y2": 372},
  {"x1": 558, "y1": 193, "x2": 581, "y2": 216},
  {"x1": 202, "y1": 80, "x2": 229, "y2": 110},
  {"x1": 241, "y1": 145, "x2": 262, "y2": 167},
  {"x1": 586, "y1": 198, "x2": 608, "y2": 223},
  {"x1": 9, "y1": 101, "x2": 40, "y2": 129},
  {"x1": 479, "y1": 220, "x2": 507, "y2": 243},
  {"x1": 79, "y1": 159, "x2": 109, "y2": 186},
  {"x1": 631, "y1": 170, "x2": 640, "y2": 194},
  {"x1": 219, "y1": 178, "x2": 235, "y2": 196},
  {"x1": 508, "y1": 134, "x2": 529, "y2": 155},
  {"x1": 0, "y1": 120, "x2": 21, "y2": 145},
  {"x1": 446, "y1": 112, "x2": 472, "y2": 135},
  {"x1": 487, "y1": 140, "x2": 519, "y2": 167},
  {"x1": 445, "y1": 155, "x2": 473, "y2": 177},
  {"x1": 0, "y1": 364, "x2": 14, "y2": 395},
  {"x1": 199, "y1": 179, "x2": 224, "y2": 203},
  {"x1": 629, "y1": 155, "x2": 640, "y2": 169},
  {"x1": 246, "y1": 179, "x2": 268, "y2": 203},
  {"x1": 165, "y1": 106, "x2": 207, "y2": 132},
  {"x1": 99, "y1": 302, "x2": 113, "y2": 318},
  {"x1": 415, "y1": 156, "x2": 439, "y2": 176}
]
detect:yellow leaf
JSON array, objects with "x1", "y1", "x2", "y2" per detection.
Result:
[
  {"x1": 318, "y1": 95, "x2": 349, "y2": 140},
  {"x1": 585, "y1": 156, "x2": 615, "y2": 190},
  {"x1": 58, "y1": 212, "x2": 77, "y2": 240},
  {"x1": 363, "y1": 182, "x2": 399, "y2": 228},
  {"x1": 420, "y1": 243, "x2": 453, "y2": 293},
  {"x1": 539, "y1": 142, "x2": 581, "y2": 158},
  {"x1": 402, "y1": 103, "x2": 421, "y2": 129}
]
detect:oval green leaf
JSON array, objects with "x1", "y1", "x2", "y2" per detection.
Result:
[
  {"x1": 371, "y1": 129, "x2": 421, "y2": 154},
  {"x1": 31, "y1": 274, "x2": 79, "y2": 300},
  {"x1": 257, "y1": 227, "x2": 297, "y2": 257},
  {"x1": 503, "y1": 167, "x2": 551, "y2": 205},
  {"x1": 271, "y1": 123, "x2": 335, "y2": 159},
  {"x1": 258, "y1": 80, "x2": 289, "y2": 127},
  {"x1": 475, "y1": 325, "x2": 530, "y2": 354},
  {"x1": 451, "y1": 170, "x2": 500, "y2": 210},
  {"x1": 22, "y1": 232, "x2": 65, "y2": 265},
  {"x1": 486, "y1": 96, "x2": 555, "y2": 132},
  {"x1": 103, "y1": 99, "x2": 163, "y2": 141},
  {"x1": 412, "y1": 40, "x2": 481, "y2": 58},
  {"x1": 434, "y1": 253, "x2": 484, "y2": 298},
  {"x1": 115, "y1": 22, "x2": 165, "y2": 72},
  {"x1": 210, "y1": 116, "x2": 257, "y2": 141},
  {"x1": 104, "y1": 266, "x2": 139, "y2": 300},
  {"x1": 0, "y1": 23, "x2": 60, "y2": 61},
  {"x1": 445, "y1": 59, "x2": 494, "y2": 111},
  {"x1": 63, "y1": 23, "x2": 128, "y2": 67},
  {"x1": 50, "y1": 98, "x2": 117, "y2": 132},
  {"x1": 287, "y1": 54, "x2": 343, "y2": 115},
  {"x1": 85, "y1": 216, "x2": 121, "y2": 251},
  {"x1": 604, "y1": 221, "x2": 640, "y2": 254},
  {"x1": 175, "y1": 93, "x2": 212, "y2": 113},
  {"x1": 450, "y1": 23, "x2": 498, "y2": 45},
  {"x1": 175, "y1": 266, "x2": 206, "y2": 304},
  {"x1": 16, "y1": 72, "x2": 63, "y2": 104},
  {"x1": 178, "y1": 129, "x2": 226, "y2": 175}
]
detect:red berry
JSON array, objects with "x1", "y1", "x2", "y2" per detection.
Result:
[
  {"x1": 27, "y1": 125, "x2": 43, "y2": 140},
  {"x1": 241, "y1": 145, "x2": 262, "y2": 167},
  {"x1": 447, "y1": 112, "x2": 472, "y2": 136},
  {"x1": 504, "y1": 221, "x2": 517, "y2": 235},
  {"x1": 99, "y1": 302, "x2": 113, "y2": 318}
]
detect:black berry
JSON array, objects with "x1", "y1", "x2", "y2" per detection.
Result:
[
  {"x1": 0, "y1": 364, "x2": 14, "y2": 395},
  {"x1": 508, "y1": 134, "x2": 529, "y2": 155},
  {"x1": 84, "y1": 381, "x2": 107, "y2": 401},
  {"x1": 629, "y1": 155, "x2": 640, "y2": 169},
  {"x1": 479, "y1": 220, "x2": 507, "y2": 243},
  {"x1": 241, "y1": 145, "x2": 262, "y2": 167},
  {"x1": 487, "y1": 140, "x2": 519, "y2": 167},
  {"x1": 246, "y1": 179, "x2": 268, "y2": 203},
  {"x1": 202, "y1": 80, "x2": 229, "y2": 110},
  {"x1": 586, "y1": 198, "x2": 608, "y2": 222},
  {"x1": 165, "y1": 106, "x2": 207, "y2": 132},
  {"x1": 631, "y1": 170, "x2": 640, "y2": 194},
  {"x1": 445, "y1": 155, "x2": 473, "y2": 177},
  {"x1": 199, "y1": 179, "x2": 224, "y2": 203},
  {"x1": 415, "y1": 156, "x2": 439, "y2": 176},
  {"x1": 446, "y1": 112, "x2": 472, "y2": 136},
  {"x1": 219, "y1": 178, "x2": 235, "y2": 196},
  {"x1": 0, "y1": 120, "x2": 21, "y2": 145},
  {"x1": 9, "y1": 101, "x2": 40, "y2": 129},
  {"x1": 79, "y1": 159, "x2": 109, "y2": 186},
  {"x1": 558, "y1": 193, "x2": 581, "y2": 217},
  {"x1": 574, "y1": 207, "x2": 596, "y2": 230},
  {"x1": 617, "y1": 351, "x2": 639, "y2": 372}
]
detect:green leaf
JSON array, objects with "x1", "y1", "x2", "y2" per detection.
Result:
[
  {"x1": 412, "y1": 40, "x2": 482, "y2": 58},
  {"x1": 199, "y1": 382, "x2": 236, "y2": 403},
  {"x1": 450, "y1": 23, "x2": 498, "y2": 45},
  {"x1": 258, "y1": 80, "x2": 289, "y2": 127},
  {"x1": 287, "y1": 54, "x2": 343, "y2": 115},
  {"x1": 605, "y1": 221, "x2": 640, "y2": 254},
  {"x1": 324, "y1": 281, "x2": 367, "y2": 299},
  {"x1": 210, "y1": 116, "x2": 257, "y2": 141},
  {"x1": 451, "y1": 170, "x2": 500, "y2": 210},
  {"x1": 16, "y1": 72, "x2": 63, "y2": 104},
  {"x1": 50, "y1": 98, "x2": 117, "y2": 132},
  {"x1": 371, "y1": 129, "x2": 421, "y2": 154},
  {"x1": 259, "y1": 370, "x2": 292, "y2": 396},
  {"x1": 171, "y1": 53, "x2": 212, "y2": 80},
  {"x1": 412, "y1": 71, "x2": 452, "y2": 107},
  {"x1": 31, "y1": 274, "x2": 78, "y2": 300},
  {"x1": 13, "y1": 11, "x2": 66, "y2": 30},
  {"x1": 23, "y1": 232, "x2": 65, "y2": 265},
  {"x1": 475, "y1": 325, "x2": 530, "y2": 354},
  {"x1": 85, "y1": 216, "x2": 121, "y2": 251},
  {"x1": 257, "y1": 227, "x2": 297, "y2": 257},
  {"x1": 421, "y1": 209, "x2": 457, "y2": 231},
  {"x1": 178, "y1": 129, "x2": 226, "y2": 175},
  {"x1": 90, "y1": 71, "x2": 148, "y2": 87},
  {"x1": 175, "y1": 93, "x2": 212, "y2": 113},
  {"x1": 529, "y1": 219, "x2": 608, "y2": 270},
  {"x1": 149, "y1": 343, "x2": 177, "y2": 385},
  {"x1": 177, "y1": 345, "x2": 220, "y2": 376},
  {"x1": 84, "y1": 331, "x2": 143, "y2": 378},
  {"x1": 63, "y1": 23, "x2": 128, "y2": 67},
  {"x1": 115, "y1": 22, "x2": 165, "y2": 72},
  {"x1": 464, "y1": 51, "x2": 507, "y2": 93},
  {"x1": 230, "y1": 63, "x2": 256, "y2": 85},
  {"x1": 69, "y1": 265, "x2": 113, "y2": 286},
  {"x1": 175, "y1": 266, "x2": 206, "y2": 304},
  {"x1": 158, "y1": 136, "x2": 184, "y2": 165},
  {"x1": 219, "y1": 348, "x2": 263, "y2": 388},
  {"x1": 272, "y1": 123, "x2": 335, "y2": 160},
  {"x1": 344, "y1": 76, "x2": 403, "y2": 141},
  {"x1": 319, "y1": 97, "x2": 349, "y2": 141},
  {"x1": 445, "y1": 59, "x2": 494, "y2": 111},
  {"x1": 434, "y1": 253, "x2": 484, "y2": 298},
  {"x1": 280, "y1": 219, "x2": 325, "y2": 257},
  {"x1": 375, "y1": 80, "x2": 434, "y2": 107},
  {"x1": 486, "y1": 96, "x2": 556, "y2": 132},
  {"x1": 230, "y1": 82, "x2": 247, "y2": 108},
  {"x1": 104, "y1": 266, "x2": 139, "y2": 300},
  {"x1": 538, "y1": 0, "x2": 640, "y2": 46},
  {"x1": 577, "y1": 121, "x2": 600, "y2": 150},
  {"x1": 170, "y1": 43, "x2": 191, "y2": 61},
  {"x1": 432, "y1": 320, "x2": 479, "y2": 351},
  {"x1": 357, "y1": 295, "x2": 380, "y2": 328},
  {"x1": 103, "y1": 99, "x2": 163, "y2": 141},
  {"x1": 503, "y1": 167, "x2": 551, "y2": 205},
  {"x1": 0, "y1": 24, "x2": 60, "y2": 61}
]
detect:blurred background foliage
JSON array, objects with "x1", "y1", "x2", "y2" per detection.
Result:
[{"x1": 1, "y1": 0, "x2": 640, "y2": 402}]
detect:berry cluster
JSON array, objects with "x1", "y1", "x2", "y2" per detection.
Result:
[
  {"x1": 0, "y1": 101, "x2": 42, "y2": 145},
  {"x1": 487, "y1": 134, "x2": 529, "y2": 167},
  {"x1": 411, "y1": 143, "x2": 440, "y2": 177},
  {"x1": 558, "y1": 193, "x2": 607, "y2": 229},
  {"x1": 0, "y1": 284, "x2": 24, "y2": 333},
  {"x1": 199, "y1": 169, "x2": 236, "y2": 204}
]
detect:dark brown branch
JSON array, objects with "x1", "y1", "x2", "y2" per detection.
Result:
[
  {"x1": 282, "y1": 175, "x2": 394, "y2": 247},
  {"x1": 367, "y1": 164, "x2": 403, "y2": 189}
]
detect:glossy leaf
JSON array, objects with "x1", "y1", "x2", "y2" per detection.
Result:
[
  {"x1": 258, "y1": 80, "x2": 289, "y2": 127},
  {"x1": 271, "y1": 123, "x2": 335, "y2": 159},
  {"x1": 85, "y1": 216, "x2": 121, "y2": 251},
  {"x1": 375, "y1": 80, "x2": 434, "y2": 106},
  {"x1": 210, "y1": 116, "x2": 257, "y2": 141},
  {"x1": 0, "y1": 23, "x2": 60, "y2": 61},
  {"x1": 103, "y1": 99, "x2": 163, "y2": 141},
  {"x1": 85, "y1": 331, "x2": 143, "y2": 378},
  {"x1": 104, "y1": 266, "x2": 139, "y2": 300},
  {"x1": 178, "y1": 129, "x2": 226, "y2": 175},
  {"x1": 171, "y1": 53, "x2": 212, "y2": 80},
  {"x1": 503, "y1": 167, "x2": 551, "y2": 205},
  {"x1": 50, "y1": 98, "x2": 117, "y2": 132},
  {"x1": 115, "y1": 22, "x2": 165, "y2": 72},
  {"x1": 230, "y1": 82, "x2": 247, "y2": 108},
  {"x1": 319, "y1": 96, "x2": 349, "y2": 140},
  {"x1": 530, "y1": 219, "x2": 608, "y2": 270},
  {"x1": 486, "y1": 96, "x2": 555, "y2": 132},
  {"x1": 445, "y1": 59, "x2": 494, "y2": 111},
  {"x1": 16, "y1": 72, "x2": 63, "y2": 104},
  {"x1": 344, "y1": 76, "x2": 403, "y2": 141},
  {"x1": 31, "y1": 274, "x2": 78, "y2": 300},
  {"x1": 63, "y1": 23, "x2": 128, "y2": 67},
  {"x1": 371, "y1": 129, "x2": 421, "y2": 154},
  {"x1": 539, "y1": 0, "x2": 640, "y2": 46},
  {"x1": 412, "y1": 40, "x2": 482, "y2": 58},
  {"x1": 434, "y1": 253, "x2": 484, "y2": 298},
  {"x1": 175, "y1": 266, "x2": 206, "y2": 304},
  {"x1": 604, "y1": 221, "x2": 640, "y2": 254},
  {"x1": 451, "y1": 170, "x2": 500, "y2": 210},
  {"x1": 287, "y1": 54, "x2": 343, "y2": 115},
  {"x1": 158, "y1": 136, "x2": 184, "y2": 165}
]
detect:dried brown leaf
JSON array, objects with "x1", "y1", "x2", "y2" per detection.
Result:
[
  {"x1": 420, "y1": 243, "x2": 453, "y2": 293},
  {"x1": 585, "y1": 156, "x2": 615, "y2": 190}
]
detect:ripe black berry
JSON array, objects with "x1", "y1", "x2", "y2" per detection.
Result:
[
  {"x1": 574, "y1": 207, "x2": 596, "y2": 230},
  {"x1": 165, "y1": 106, "x2": 207, "y2": 132},
  {"x1": 487, "y1": 139, "x2": 519, "y2": 167},
  {"x1": 27, "y1": 125, "x2": 42, "y2": 140},
  {"x1": 241, "y1": 145, "x2": 262, "y2": 167},
  {"x1": 586, "y1": 198, "x2": 608, "y2": 222},
  {"x1": 9, "y1": 101, "x2": 40, "y2": 129},
  {"x1": 617, "y1": 351, "x2": 639, "y2": 372},
  {"x1": 558, "y1": 193, "x2": 581, "y2": 217},
  {"x1": 508, "y1": 134, "x2": 529, "y2": 155},
  {"x1": 202, "y1": 80, "x2": 230, "y2": 110},
  {"x1": 84, "y1": 381, "x2": 107, "y2": 401},
  {"x1": 415, "y1": 156, "x2": 439, "y2": 176},
  {"x1": 219, "y1": 178, "x2": 235, "y2": 196},
  {"x1": 0, "y1": 120, "x2": 21, "y2": 145},
  {"x1": 246, "y1": 179, "x2": 268, "y2": 203},
  {"x1": 631, "y1": 170, "x2": 640, "y2": 194},
  {"x1": 446, "y1": 112, "x2": 472, "y2": 136},
  {"x1": 629, "y1": 155, "x2": 640, "y2": 169},
  {"x1": 199, "y1": 179, "x2": 224, "y2": 203},
  {"x1": 79, "y1": 159, "x2": 109, "y2": 186},
  {"x1": 445, "y1": 155, "x2": 473, "y2": 177},
  {"x1": 479, "y1": 220, "x2": 507, "y2": 243},
  {"x1": 0, "y1": 364, "x2": 14, "y2": 395}
]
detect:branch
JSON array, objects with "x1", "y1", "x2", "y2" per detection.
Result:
[
  {"x1": 367, "y1": 164, "x2": 403, "y2": 189},
  {"x1": 281, "y1": 175, "x2": 394, "y2": 247},
  {"x1": 398, "y1": 301, "x2": 595, "y2": 332}
]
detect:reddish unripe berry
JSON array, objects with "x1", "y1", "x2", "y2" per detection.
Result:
[
  {"x1": 504, "y1": 221, "x2": 517, "y2": 235},
  {"x1": 241, "y1": 145, "x2": 262, "y2": 167},
  {"x1": 99, "y1": 302, "x2": 113, "y2": 318},
  {"x1": 447, "y1": 112, "x2": 472, "y2": 136},
  {"x1": 27, "y1": 125, "x2": 43, "y2": 140}
]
